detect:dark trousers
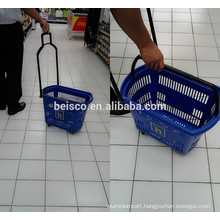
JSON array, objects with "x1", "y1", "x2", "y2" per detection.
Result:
[{"x1": 0, "y1": 22, "x2": 24, "y2": 106}]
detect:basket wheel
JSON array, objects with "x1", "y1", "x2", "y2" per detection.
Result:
[
  {"x1": 141, "y1": 132, "x2": 145, "y2": 135},
  {"x1": 47, "y1": 124, "x2": 51, "y2": 127}
]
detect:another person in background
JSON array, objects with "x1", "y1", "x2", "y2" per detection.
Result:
[{"x1": 0, "y1": 8, "x2": 49, "y2": 115}]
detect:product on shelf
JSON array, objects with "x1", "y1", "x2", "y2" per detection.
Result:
[
  {"x1": 94, "y1": 22, "x2": 110, "y2": 65},
  {"x1": 22, "y1": 12, "x2": 32, "y2": 40},
  {"x1": 40, "y1": 8, "x2": 69, "y2": 24},
  {"x1": 55, "y1": 9, "x2": 63, "y2": 17}
]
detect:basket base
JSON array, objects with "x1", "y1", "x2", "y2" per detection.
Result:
[
  {"x1": 46, "y1": 121, "x2": 83, "y2": 133},
  {"x1": 138, "y1": 126, "x2": 200, "y2": 154}
]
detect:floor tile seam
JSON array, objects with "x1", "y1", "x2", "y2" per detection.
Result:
[
  {"x1": 67, "y1": 129, "x2": 80, "y2": 211},
  {"x1": 129, "y1": 132, "x2": 141, "y2": 211},
  {"x1": 85, "y1": 125, "x2": 110, "y2": 205}
]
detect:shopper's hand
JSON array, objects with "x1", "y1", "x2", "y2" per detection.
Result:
[
  {"x1": 39, "y1": 20, "x2": 50, "y2": 33},
  {"x1": 139, "y1": 41, "x2": 164, "y2": 72}
]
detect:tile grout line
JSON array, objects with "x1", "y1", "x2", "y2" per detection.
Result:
[
  {"x1": 129, "y1": 132, "x2": 140, "y2": 212},
  {"x1": 44, "y1": 120, "x2": 48, "y2": 212},
  {"x1": 208, "y1": 9, "x2": 220, "y2": 60},
  {"x1": 205, "y1": 9, "x2": 217, "y2": 212},
  {"x1": 110, "y1": 178, "x2": 220, "y2": 185},
  {"x1": 85, "y1": 124, "x2": 110, "y2": 207},
  {"x1": 66, "y1": 132, "x2": 80, "y2": 212},
  {"x1": 1, "y1": 177, "x2": 219, "y2": 184},
  {"x1": 204, "y1": 133, "x2": 215, "y2": 211},
  {"x1": 61, "y1": 35, "x2": 81, "y2": 212}
]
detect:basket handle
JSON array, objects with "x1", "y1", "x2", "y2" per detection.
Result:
[
  {"x1": 110, "y1": 71, "x2": 123, "y2": 102},
  {"x1": 37, "y1": 32, "x2": 59, "y2": 97},
  {"x1": 131, "y1": 55, "x2": 220, "y2": 116}
]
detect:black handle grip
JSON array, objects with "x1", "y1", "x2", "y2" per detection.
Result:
[
  {"x1": 110, "y1": 71, "x2": 123, "y2": 102},
  {"x1": 37, "y1": 33, "x2": 59, "y2": 97},
  {"x1": 131, "y1": 55, "x2": 220, "y2": 116},
  {"x1": 41, "y1": 32, "x2": 52, "y2": 46},
  {"x1": 131, "y1": 55, "x2": 142, "y2": 77}
]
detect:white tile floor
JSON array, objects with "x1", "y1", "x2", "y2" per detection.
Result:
[
  {"x1": 0, "y1": 23, "x2": 109, "y2": 212},
  {"x1": 110, "y1": 8, "x2": 220, "y2": 212}
]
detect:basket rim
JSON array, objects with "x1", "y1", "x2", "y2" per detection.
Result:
[{"x1": 41, "y1": 85, "x2": 93, "y2": 105}]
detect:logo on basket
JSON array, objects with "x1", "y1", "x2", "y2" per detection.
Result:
[
  {"x1": 150, "y1": 122, "x2": 165, "y2": 137},
  {"x1": 55, "y1": 111, "x2": 64, "y2": 120}
]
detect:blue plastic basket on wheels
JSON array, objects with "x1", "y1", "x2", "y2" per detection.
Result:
[
  {"x1": 120, "y1": 55, "x2": 220, "y2": 154},
  {"x1": 37, "y1": 33, "x2": 93, "y2": 133}
]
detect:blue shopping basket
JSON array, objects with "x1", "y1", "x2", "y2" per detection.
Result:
[
  {"x1": 110, "y1": 8, "x2": 220, "y2": 154},
  {"x1": 119, "y1": 55, "x2": 220, "y2": 154},
  {"x1": 37, "y1": 33, "x2": 93, "y2": 133}
]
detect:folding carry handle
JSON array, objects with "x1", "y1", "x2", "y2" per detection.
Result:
[
  {"x1": 37, "y1": 32, "x2": 60, "y2": 97},
  {"x1": 131, "y1": 7, "x2": 220, "y2": 116}
]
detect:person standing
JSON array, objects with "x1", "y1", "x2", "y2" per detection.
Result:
[{"x1": 0, "y1": 8, "x2": 49, "y2": 115}]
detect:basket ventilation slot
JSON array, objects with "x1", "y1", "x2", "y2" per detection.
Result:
[
  {"x1": 192, "y1": 108, "x2": 203, "y2": 119},
  {"x1": 137, "y1": 92, "x2": 152, "y2": 104},
  {"x1": 161, "y1": 103, "x2": 201, "y2": 127},
  {"x1": 211, "y1": 103, "x2": 216, "y2": 116},
  {"x1": 158, "y1": 75, "x2": 209, "y2": 104},
  {"x1": 157, "y1": 92, "x2": 166, "y2": 102},
  {"x1": 127, "y1": 75, "x2": 151, "y2": 99}
]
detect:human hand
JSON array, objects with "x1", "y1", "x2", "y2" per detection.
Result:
[
  {"x1": 39, "y1": 20, "x2": 50, "y2": 33},
  {"x1": 139, "y1": 41, "x2": 164, "y2": 72}
]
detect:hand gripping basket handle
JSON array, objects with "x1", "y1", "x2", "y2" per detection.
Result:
[
  {"x1": 131, "y1": 55, "x2": 220, "y2": 116},
  {"x1": 37, "y1": 32, "x2": 59, "y2": 97}
]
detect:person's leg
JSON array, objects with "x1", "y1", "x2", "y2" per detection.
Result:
[
  {"x1": 0, "y1": 66, "x2": 7, "y2": 110},
  {"x1": 4, "y1": 22, "x2": 26, "y2": 115},
  {"x1": 0, "y1": 26, "x2": 8, "y2": 110}
]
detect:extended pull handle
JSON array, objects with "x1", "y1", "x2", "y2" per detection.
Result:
[
  {"x1": 41, "y1": 32, "x2": 53, "y2": 46},
  {"x1": 110, "y1": 71, "x2": 124, "y2": 102},
  {"x1": 131, "y1": 55, "x2": 220, "y2": 116},
  {"x1": 37, "y1": 33, "x2": 59, "y2": 97}
]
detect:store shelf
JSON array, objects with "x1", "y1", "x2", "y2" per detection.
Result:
[
  {"x1": 99, "y1": 29, "x2": 110, "y2": 37},
  {"x1": 40, "y1": 8, "x2": 69, "y2": 24},
  {"x1": 94, "y1": 22, "x2": 110, "y2": 65},
  {"x1": 46, "y1": 19, "x2": 67, "y2": 24},
  {"x1": 22, "y1": 12, "x2": 32, "y2": 40}
]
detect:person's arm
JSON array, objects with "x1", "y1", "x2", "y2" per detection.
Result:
[
  {"x1": 21, "y1": 8, "x2": 50, "y2": 33},
  {"x1": 111, "y1": 8, "x2": 164, "y2": 72}
]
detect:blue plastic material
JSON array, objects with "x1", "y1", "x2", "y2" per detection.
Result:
[
  {"x1": 42, "y1": 85, "x2": 93, "y2": 133},
  {"x1": 121, "y1": 65, "x2": 220, "y2": 154}
]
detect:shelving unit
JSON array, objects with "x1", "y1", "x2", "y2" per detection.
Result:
[
  {"x1": 40, "y1": 8, "x2": 69, "y2": 24},
  {"x1": 94, "y1": 22, "x2": 110, "y2": 65},
  {"x1": 22, "y1": 12, "x2": 32, "y2": 40}
]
